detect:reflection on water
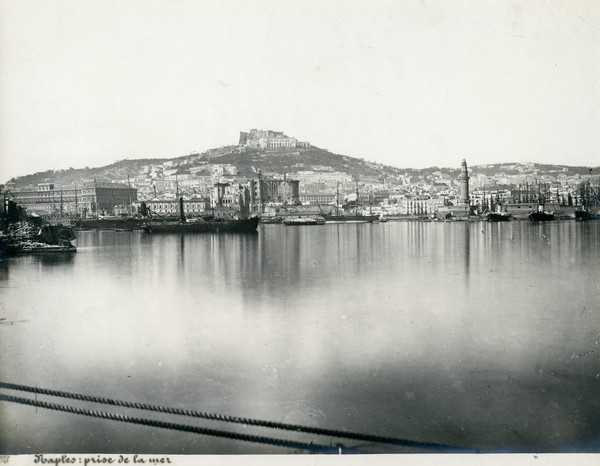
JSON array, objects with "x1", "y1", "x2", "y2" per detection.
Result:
[{"x1": 1, "y1": 222, "x2": 599, "y2": 454}]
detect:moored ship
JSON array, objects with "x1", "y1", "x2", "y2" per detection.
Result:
[
  {"x1": 575, "y1": 210, "x2": 600, "y2": 221},
  {"x1": 528, "y1": 210, "x2": 555, "y2": 222},
  {"x1": 143, "y1": 216, "x2": 260, "y2": 234},
  {"x1": 75, "y1": 216, "x2": 147, "y2": 230},
  {"x1": 321, "y1": 182, "x2": 379, "y2": 223},
  {"x1": 142, "y1": 197, "x2": 259, "y2": 234},
  {"x1": 486, "y1": 212, "x2": 512, "y2": 222}
]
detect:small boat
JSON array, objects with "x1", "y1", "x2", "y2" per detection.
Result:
[
  {"x1": 282, "y1": 216, "x2": 326, "y2": 226},
  {"x1": 487, "y1": 212, "x2": 512, "y2": 222},
  {"x1": 528, "y1": 211, "x2": 555, "y2": 222},
  {"x1": 12, "y1": 242, "x2": 77, "y2": 254}
]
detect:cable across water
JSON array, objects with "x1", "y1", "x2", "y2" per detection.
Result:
[
  {"x1": 0, "y1": 393, "x2": 341, "y2": 453},
  {"x1": 0, "y1": 381, "x2": 475, "y2": 453}
]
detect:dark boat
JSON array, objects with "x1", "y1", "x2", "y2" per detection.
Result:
[
  {"x1": 528, "y1": 211, "x2": 555, "y2": 222},
  {"x1": 575, "y1": 210, "x2": 600, "y2": 221},
  {"x1": 143, "y1": 216, "x2": 260, "y2": 234},
  {"x1": 487, "y1": 212, "x2": 512, "y2": 222},
  {"x1": 282, "y1": 216, "x2": 326, "y2": 226}
]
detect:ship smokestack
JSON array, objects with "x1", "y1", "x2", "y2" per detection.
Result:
[{"x1": 179, "y1": 197, "x2": 186, "y2": 223}]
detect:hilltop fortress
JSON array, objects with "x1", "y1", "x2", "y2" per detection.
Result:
[{"x1": 238, "y1": 129, "x2": 310, "y2": 150}]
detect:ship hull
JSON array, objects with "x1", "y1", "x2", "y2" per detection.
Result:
[
  {"x1": 283, "y1": 216, "x2": 326, "y2": 226},
  {"x1": 528, "y1": 212, "x2": 555, "y2": 222},
  {"x1": 75, "y1": 218, "x2": 148, "y2": 230},
  {"x1": 143, "y1": 217, "x2": 260, "y2": 234},
  {"x1": 575, "y1": 210, "x2": 600, "y2": 221},
  {"x1": 323, "y1": 215, "x2": 378, "y2": 224},
  {"x1": 487, "y1": 213, "x2": 512, "y2": 222}
]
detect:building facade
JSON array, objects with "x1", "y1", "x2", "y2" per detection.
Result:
[
  {"x1": 212, "y1": 183, "x2": 251, "y2": 219},
  {"x1": 141, "y1": 198, "x2": 210, "y2": 217},
  {"x1": 9, "y1": 184, "x2": 80, "y2": 216},
  {"x1": 79, "y1": 181, "x2": 138, "y2": 216},
  {"x1": 239, "y1": 129, "x2": 309, "y2": 150},
  {"x1": 9, "y1": 181, "x2": 137, "y2": 217},
  {"x1": 248, "y1": 173, "x2": 300, "y2": 209}
]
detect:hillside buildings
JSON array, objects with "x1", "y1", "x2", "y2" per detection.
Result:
[{"x1": 4, "y1": 127, "x2": 598, "y2": 220}]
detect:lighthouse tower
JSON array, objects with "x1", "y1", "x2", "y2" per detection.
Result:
[{"x1": 459, "y1": 159, "x2": 470, "y2": 206}]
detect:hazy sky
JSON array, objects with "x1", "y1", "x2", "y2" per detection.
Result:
[{"x1": 1, "y1": 0, "x2": 599, "y2": 180}]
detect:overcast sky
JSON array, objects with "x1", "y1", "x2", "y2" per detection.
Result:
[{"x1": 1, "y1": 0, "x2": 599, "y2": 180}]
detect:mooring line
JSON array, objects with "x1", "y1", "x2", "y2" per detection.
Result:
[
  {"x1": 0, "y1": 393, "x2": 343, "y2": 453},
  {"x1": 0, "y1": 381, "x2": 474, "y2": 452}
]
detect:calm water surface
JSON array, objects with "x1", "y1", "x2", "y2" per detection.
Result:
[{"x1": 1, "y1": 221, "x2": 599, "y2": 453}]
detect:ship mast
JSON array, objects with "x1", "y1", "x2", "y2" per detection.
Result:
[
  {"x1": 127, "y1": 172, "x2": 133, "y2": 217},
  {"x1": 94, "y1": 178, "x2": 99, "y2": 219},
  {"x1": 336, "y1": 182, "x2": 340, "y2": 216}
]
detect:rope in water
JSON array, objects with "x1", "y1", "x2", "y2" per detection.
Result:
[
  {"x1": 0, "y1": 393, "x2": 341, "y2": 453},
  {"x1": 0, "y1": 381, "x2": 474, "y2": 452}
]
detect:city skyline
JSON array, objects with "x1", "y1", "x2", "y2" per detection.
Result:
[{"x1": 1, "y1": 0, "x2": 599, "y2": 180}]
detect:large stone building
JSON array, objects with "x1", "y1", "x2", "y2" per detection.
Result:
[
  {"x1": 79, "y1": 181, "x2": 138, "y2": 216},
  {"x1": 397, "y1": 197, "x2": 446, "y2": 216},
  {"x1": 9, "y1": 181, "x2": 137, "y2": 217},
  {"x1": 9, "y1": 183, "x2": 79, "y2": 216},
  {"x1": 212, "y1": 182, "x2": 252, "y2": 219},
  {"x1": 238, "y1": 129, "x2": 309, "y2": 150},
  {"x1": 140, "y1": 197, "x2": 210, "y2": 217},
  {"x1": 248, "y1": 173, "x2": 300, "y2": 210}
]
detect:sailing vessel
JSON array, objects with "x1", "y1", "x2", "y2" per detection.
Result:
[
  {"x1": 321, "y1": 183, "x2": 378, "y2": 223},
  {"x1": 575, "y1": 180, "x2": 600, "y2": 221}
]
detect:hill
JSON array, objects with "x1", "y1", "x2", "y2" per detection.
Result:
[{"x1": 3, "y1": 142, "x2": 599, "y2": 190}]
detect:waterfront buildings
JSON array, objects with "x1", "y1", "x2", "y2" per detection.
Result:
[{"x1": 7, "y1": 181, "x2": 137, "y2": 217}]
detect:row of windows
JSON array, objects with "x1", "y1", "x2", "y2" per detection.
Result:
[{"x1": 148, "y1": 203, "x2": 206, "y2": 209}]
